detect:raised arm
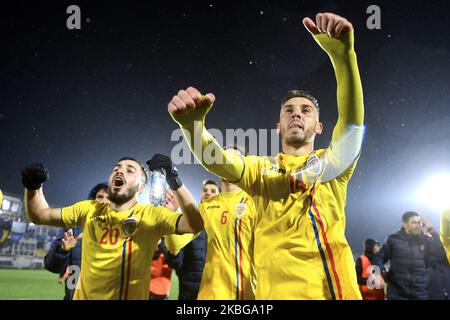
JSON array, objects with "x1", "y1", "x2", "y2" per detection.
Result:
[
  {"x1": 173, "y1": 184, "x2": 203, "y2": 234},
  {"x1": 146, "y1": 154, "x2": 204, "y2": 234},
  {"x1": 168, "y1": 87, "x2": 244, "y2": 183},
  {"x1": 163, "y1": 189, "x2": 200, "y2": 254},
  {"x1": 22, "y1": 163, "x2": 65, "y2": 227},
  {"x1": 303, "y1": 13, "x2": 364, "y2": 147}
]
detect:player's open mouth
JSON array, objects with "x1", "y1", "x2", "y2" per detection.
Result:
[
  {"x1": 289, "y1": 122, "x2": 303, "y2": 130},
  {"x1": 113, "y1": 176, "x2": 126, "y2": 188}
]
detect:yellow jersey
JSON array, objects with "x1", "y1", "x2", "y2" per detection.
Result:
[
  {"x1": 440, "y1": 208, "x2": 450, "y2": 265},
  {"x1": 197, "y1": 190, "x2": 257, "y2": 300},
  {"x1": 171, "y1": 31, "x2": 364, "y2": 300},
  {"x1": 236, "y1": 151, "x2": 362, "y2": 300},
  {"x1": 61, "y1": 200, "x2": 180, "y2": 300}
]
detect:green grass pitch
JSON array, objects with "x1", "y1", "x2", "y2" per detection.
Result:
[{"x1": 0, "y1": 269, "x2": 179, "y2": 300}]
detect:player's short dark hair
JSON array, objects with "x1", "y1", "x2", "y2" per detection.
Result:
[
  {"x1": 402, "y1": 211, "x2": 420, "y2": 223},
  {"x1": 88, "y1": 183, "x2": 108, "y2": 200},
  {"x1": 224, "y1": 144, "x2": 247, "y2": 156},
  {"x1": 115, "y1": 157, "x2": 149, "y2": 184},
  {"x1": 280, "y1": 90, "x2": 320, "y2": 115},
  {"x1": 202, "y1": 179, "x2": 221, "y2": 192},
  {"x1": 203, "y1": 179, "x2": 218, "y2": 187}
]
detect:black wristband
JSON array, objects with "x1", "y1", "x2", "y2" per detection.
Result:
[{"x1": 167, "y1": 175, "x2": 183, "y2": 190}]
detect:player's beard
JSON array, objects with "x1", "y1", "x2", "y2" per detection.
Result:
[
  {"x1": 284, "y1": 125, "x2": 316, "y2": 147},
  {"x1": 108, "y1": 184, "x2": 139, "y2": 205}
]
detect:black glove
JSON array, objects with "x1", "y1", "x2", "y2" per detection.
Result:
[
  {"x1": 21, "y1": 163, "x2": 49, "y2": 190},
  {"x1": 146, "y1": 154, "x2": 182, "y2": 190}
]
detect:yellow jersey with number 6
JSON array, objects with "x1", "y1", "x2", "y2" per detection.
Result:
[{"x1": 197, "y1": 190, "x2": 257, "y2": 300}]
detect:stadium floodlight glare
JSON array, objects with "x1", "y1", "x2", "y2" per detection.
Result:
[
  {"x1": 2, "y1": 199, "x2": 11, "y2": 211},
  {"x1": 419, "y1": 172, "x2": 450, "y2": 211}
]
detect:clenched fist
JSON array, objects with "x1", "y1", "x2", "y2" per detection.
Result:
[
  {"x1": 21, "y1": 163, "x2": 49, "y2": 190},
  {"x1": 302, "y1": 13, "x2": 355, "y2": 58},
  {"x1": 303, "y1": 12, "x2": 353, "y2": 38},
  {"x1": 168, "y1": 86, "x2": 215, "y2": 126}
]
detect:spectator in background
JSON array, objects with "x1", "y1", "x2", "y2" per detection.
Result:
[
  {"x1": 373, "y1": 211, "x2": 443, "y2": 300},
  {"x1": 355, "y1": 238, "x2": 385, "y2": 300},
  {"x1": 149, "y1": 238, "x2": 173, "y2": 300},
  {"x1": 422, "y1": 217, "x2": 450, "y2": 300},
  {"x1": 44, "y1": 183, "x2": 109, "y2": 300},
  {"x1": 87, "y1": 183, "x2": 109, "y2": 203},
  {"x1": 167, "y1": 179, "x2": 219, "y2": 300},
  {"x1": 199, "y1": 179, "x2": 221, "y2": 201}
]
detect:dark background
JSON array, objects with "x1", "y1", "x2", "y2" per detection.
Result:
[{"x1": 1, "y1": 0, "x2": 449, "y2": 252}]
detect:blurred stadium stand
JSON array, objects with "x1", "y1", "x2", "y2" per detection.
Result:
[{"x1": 0, "y1": 191, "x2": 60, "y2": 269}]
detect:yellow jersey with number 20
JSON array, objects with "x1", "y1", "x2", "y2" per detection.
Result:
[{"x1": 61, "y1": 200, "x2": 180, "y2": 300}]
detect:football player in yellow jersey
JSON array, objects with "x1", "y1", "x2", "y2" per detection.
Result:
[
  {"x1": 168, "y1": 12, "x2": 364, "y2": 299},
  {"x1": 197, "y1": 146, "x2": 257, "y2": 300},
  {"x1": 21, "y1": 154, "x2": 203, "y2": 300},
  {"x1": 201, "y1": 179, "x2": 221, "y2": 200},
  {"x1": 441, "y1": 208, "x2": 450, "y2": 265},
  {"x1": 0, "y1": 189, "x2": 3, "y2": 207}
]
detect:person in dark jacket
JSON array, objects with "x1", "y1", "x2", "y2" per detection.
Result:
[
  {"x1": 422, "y1": 217, "x2": 450, "y2": 299},
  {"x1": 167, "y1": 230, "x2": 207, "y2": 300},
  {"x1": 373, "y1": 211, "x2": 443, "y2": 300},
  {"x1": 44, "y1": 183, "x2": 108, "y2": 300}
]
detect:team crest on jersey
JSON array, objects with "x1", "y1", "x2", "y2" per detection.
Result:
[
  {"x1": 234, "y1": 203, "x2": 247, "y2": 218},
  {"x1": 289, "y1": 154, "x2": 323, "y2": 194},
  {"x1": 305, "y1": 154, "x2": 322, "y2": 176},
  {"x1": 122, "y1": 217, "x2": 138, "y2": 237}
]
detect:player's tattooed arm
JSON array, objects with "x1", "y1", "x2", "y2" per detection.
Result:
[
  {"x1": 304, "y1": 13, "x2": 364, "y2": 144},
  {"x1": 168, "y1": 86, "x2": 244, "y2": 182},
  {"x1": 22, "y1": 163, "x2": 65, "y2": 227}
]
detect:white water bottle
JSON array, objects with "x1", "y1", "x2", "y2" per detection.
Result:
[{"x1": 148, "y1": 168, "x2": 169, "y2": 206}]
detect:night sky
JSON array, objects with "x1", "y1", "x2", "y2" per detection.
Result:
[{"x1": 1, "y1": 0, "x2": 449, "y2": 253}]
